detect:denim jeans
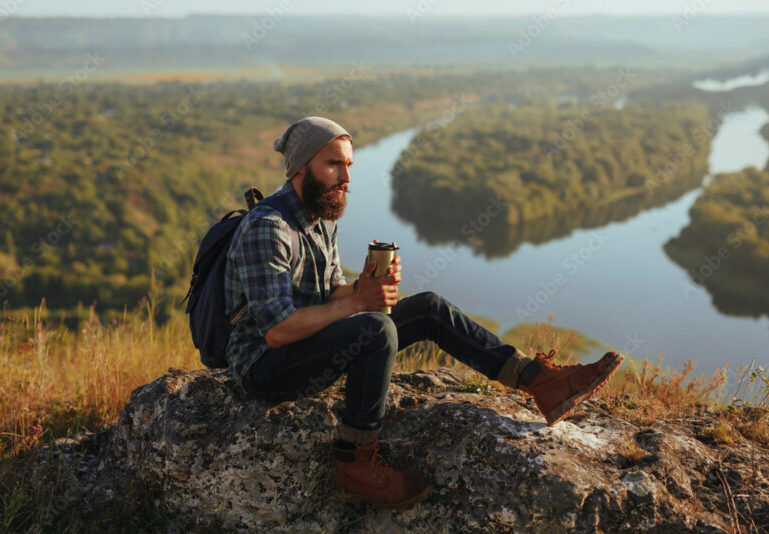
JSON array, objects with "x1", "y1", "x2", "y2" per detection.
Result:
[{"x1": 240, "y1": 291, "x2": 529, "y2": 433}]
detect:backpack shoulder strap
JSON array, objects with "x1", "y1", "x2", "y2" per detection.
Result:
[
  {"x1": 255, "y1": 194, "x2": 301, "y2": 268},
  {"x1": 227, "y1": 189, "x2": 297, "y2": 325}
]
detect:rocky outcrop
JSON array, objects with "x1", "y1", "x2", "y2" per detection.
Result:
[{"x1": 44, "y1": 368, "x2": 769, "y2": 532}]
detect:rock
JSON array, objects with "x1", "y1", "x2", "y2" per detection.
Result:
[{"x1": 40, "y1": 368, "x2": 769, "y2": 533}]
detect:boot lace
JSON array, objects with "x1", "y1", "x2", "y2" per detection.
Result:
[
  {"x1": 536, "y1": 349, "x2": 565, "y2": 367},
  {"x1": 366, "y1": 447, "x2": 389, "y2": 483},
  {"x1": 536, "y1": 348, "x2": 582, "y2": 369}
]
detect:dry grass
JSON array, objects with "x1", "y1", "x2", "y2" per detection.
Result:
[
  {"x1": 500, "y1": 318, "x2": 731, "y2": 426},
  {"x1": 457, "y1": 374, "x2": 505, "y2": 397},
  {"x1": 0, "y1": 300, "x2": 739, "y2": 456},
  {"x1": 600, "y1": 354, "x2": 728, "y2": 426},
  {"x1": 615, "y1": 436, "x2": 647, "y2": 463},
  {"x1": 1, "y1": 299, "x2": 764, "y2": 531},
  {"x1": 501, "y1": 316, "x2": 606, "y2": 362},
  {"x1": 697, "y1": 419, "x2": 740, "y2": 446},
  {"x1": 732, "y1": 413, "x2": 769, "y2": 447},
  {"x1": 727, "y1": 361, "x2": 769, "y2": 447},
  {"x1": 1, "y1": 299, "x2": 200, "y2": 457}
]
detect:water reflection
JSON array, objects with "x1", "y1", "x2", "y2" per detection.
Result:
[
  {"x1": 664, "y1": 105, "x2": 769, "y2": 319},
  {"x1": 391, "y1": 176, "x2": 702, "y2": 259},
  {"x1": 697, "y1": 276, "x2": 769, "y2": 318},
  {"x1": 339, "y1": 108, "x2": 769, "y2": 372}
]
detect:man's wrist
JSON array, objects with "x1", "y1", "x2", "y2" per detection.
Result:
[{"x1": 352, "y1": 278, "x2": 359, "y2": 293}]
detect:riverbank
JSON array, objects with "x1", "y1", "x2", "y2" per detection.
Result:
[
  {"x1": 665, "y1": 167, "x2": 769, "y2": 318},
  {"x1": 389, "y1": 101, "x2": 711, "y2": 257},
  {"x1": 337, "y1": 104, "x2": 769, "y2": 377}
]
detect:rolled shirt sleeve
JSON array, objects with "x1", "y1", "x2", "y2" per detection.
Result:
[
  {"x1": 237, "y1": 217, "x2": 296, "y2": 336},
  {"x1": 329, "y1": 222, "x2": 347, "y2": 293}
]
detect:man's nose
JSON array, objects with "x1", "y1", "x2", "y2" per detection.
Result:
[{"x1": 339, "y1": 165, "x2": 351, "y2": 183}]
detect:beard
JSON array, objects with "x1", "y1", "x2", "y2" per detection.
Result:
[{"x1": 301, "y1": 165, "x2": 348, "y2": 220}]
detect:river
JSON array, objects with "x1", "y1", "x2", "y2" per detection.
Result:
[{"x1": 337, "y1": 102, "x2": 769, "y2": 378}]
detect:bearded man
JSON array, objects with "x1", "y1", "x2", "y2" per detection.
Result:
[{"x1": 223, "y1": 116, "x2": 623, "y2": 509}]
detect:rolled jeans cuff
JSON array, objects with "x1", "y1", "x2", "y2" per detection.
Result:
[
  {"x1": 496, "y1": 353, "x2": 533, "y2": 388},
  {"x1": 337, "y1": 421, "x2": 380, "y2": 445}
]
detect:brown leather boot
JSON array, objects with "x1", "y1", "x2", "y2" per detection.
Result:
[
  {"x1": 334, "y1": 439, "x2": 432, "y2": 509},
  {"x1": 502, "y1": 350, "x2": 623, "y2": 426}
]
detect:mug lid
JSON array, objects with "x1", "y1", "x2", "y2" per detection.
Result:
[{"x1": 368, "y1": 241, "x2": 399, "y2": 251}]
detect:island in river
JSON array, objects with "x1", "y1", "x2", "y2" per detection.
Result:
[{"x1": 391, "y1": 100, "x2": 712, "y2": 258}]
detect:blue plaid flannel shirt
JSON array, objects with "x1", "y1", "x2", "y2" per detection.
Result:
[{"x1": 224, "y1": 180, "x2": 348, "y2": 380}]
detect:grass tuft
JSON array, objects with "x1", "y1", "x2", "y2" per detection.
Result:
[
  {"x1": 458, "y1": 374, "x2": 503, "y2": 396},
  {"x1": 615, "y1": 436, "x2": 646, "y2": 464},
  {"x1": 697, "y1": 420, "x2": 739, "y2": 446}
]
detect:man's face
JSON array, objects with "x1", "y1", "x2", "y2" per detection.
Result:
[{"x1": 300, "y1": 137, "x2": 353, "y2": 220}]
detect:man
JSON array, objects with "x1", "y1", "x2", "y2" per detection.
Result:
[{"x1": 224, "y1": 116, "x2": 623, "y2": 509}]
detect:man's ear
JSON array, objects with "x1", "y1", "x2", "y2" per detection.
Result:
[{"x1": 292, "y1": 165, "x2": 306, "y2": 181}]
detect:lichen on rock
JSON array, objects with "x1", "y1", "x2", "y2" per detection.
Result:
[{"x1": 40, "y1": 367, "x2": 769, "y2": 532}]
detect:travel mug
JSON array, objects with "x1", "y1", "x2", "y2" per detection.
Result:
[{"x1": 367, "y1": 241, "x2": 399, "y2": 314}]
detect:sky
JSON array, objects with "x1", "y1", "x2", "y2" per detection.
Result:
[{"x1": 5, "y1": 0, "x2": 769, "y2": 18}]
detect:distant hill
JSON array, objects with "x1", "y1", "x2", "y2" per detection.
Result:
[{"x1": 1, "y1": 15, "x2": 768, "y2": 76}]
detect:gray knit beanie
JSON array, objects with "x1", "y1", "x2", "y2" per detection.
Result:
[{"x1": 273, "y1": 116, "x2": 352, "y2": 178}]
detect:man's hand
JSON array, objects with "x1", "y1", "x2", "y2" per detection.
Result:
[
  {"x1": 355, "y1": 254, "x2": 400, "y2": 312},
  {"x1": 369, "y1": 238, "x2": 401, "y2": 285}
]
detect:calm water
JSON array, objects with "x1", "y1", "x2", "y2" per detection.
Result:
[
  {"x1": 693, "y1": 69, "x2": 769, "y2": 92},
  {"x1": 337, "y1": 107, "x2": 769, "y2": 377}
]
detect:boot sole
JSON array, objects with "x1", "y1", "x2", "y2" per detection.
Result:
[
  {"x1": 545, "y1": 352, "x2": 623, "y2": 426},
  {"x1": 336, "y1": 482, "x2": 433, "y2": 510}
]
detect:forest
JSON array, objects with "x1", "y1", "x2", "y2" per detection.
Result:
[
  {"x1": 0, "y1": 67, "x2": 651, "y2": 322},
  {"x1": 390, "y1": 100, "x2": 712, "y2": 257}
]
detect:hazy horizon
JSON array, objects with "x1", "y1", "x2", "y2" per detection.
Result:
[{"x1": 4, "y1": 0, "x2": 769, "y2": 18}]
